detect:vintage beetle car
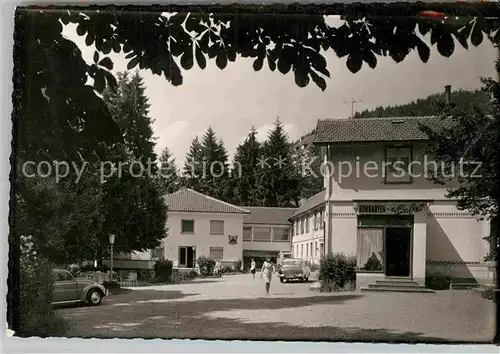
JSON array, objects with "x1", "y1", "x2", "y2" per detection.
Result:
[
  {"x1": 52, "y1": 269, "x2": 107, "y2": 306},
  {"x1": 277, "y1": 259, "x2": 311, "y2": 283}
]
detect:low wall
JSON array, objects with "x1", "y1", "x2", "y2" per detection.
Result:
[
  {"x1": 102, "y1": 259, "x2": 156, "y2": 270},
  {"x1": 426, "y1": 261, "x2": 496, "y2": 285}
]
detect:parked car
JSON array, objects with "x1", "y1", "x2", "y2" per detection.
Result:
[
  {"x1": 52, "y1": 268, "x2": 108, "y2": 306},
  {"x1": 277, "y1": 259, "x2": 311, "y2": 283}
]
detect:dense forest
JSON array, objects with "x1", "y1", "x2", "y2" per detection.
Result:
[{"x1": 353, "y1": 89, "x2": 491, "y2": 118}]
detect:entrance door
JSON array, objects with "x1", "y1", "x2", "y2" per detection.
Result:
[
  {"x1": 385, "y1": 227, "x2": 411, "y2": 277},
  {"x1": 179, "y1": 246, "x2": 196, "y2": 268}
]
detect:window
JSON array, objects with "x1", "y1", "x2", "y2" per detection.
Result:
[
  {"x1": 315, "y1": 242, "x2": 318, "y2": 256},
  {"x1": 179, "y1": 246, "x2": 196, "y2": 268},
  {"x1": 320, "y1": 243, "x2": 324, "y2": 256},
  {"x1": 53, "y1": 270, "x2": 73, "y2": 282},
  {"x1": 295, "y1": 221, "x2": 299, "y2": 235},
  {"x1": 320, "y1": 211, "x2": 324, "y2": 229},
  {"x1": 310, "y1": 243, "x2": 313, "y2": 257},
  {"x1": 209, "y1": 247, "x2": 223, "y2": 260},
  {"x1": 295, "y1": 245, "x2": 298, "y2": 257},
  {"x1": 210, "y1": 220, "x2": 224, "y2": 235},
  {"x1": 306, "y1": 216, "x2": 310, "y2": 232},
  {"x1": 243, "y1": 226, "x2": 252, "y2": 241},
  {"x1": 253, "y1": 227, "x2": 271, "y2": 241},
  {"x1": 385, "y1": 146, "x2": 412, "y2": 183},
  {"x1": 301, "y1": 244, "x2": 303, "y2": 258},
  {"x1": 306, "y1": 243, "x2": 309, "y2": 257},
  {"x1": 152, "y1": 245, "x2": 164, "y2": 259},
  {"x1": 300, "y1": 218, "x2": 304, "y2": 234},
  {"x1": 314, "y1": 213, "x2": 318, "y2": 230},
  {"x1": 356, "y1": 228, "x2": 384, "y2": 272},
  {"x1": 181, "y1": 219, "x2": 195, "y2": 233},
  {"x1": 272, "y1": 227, "x2": 290, "y2": 242},
  {"x1": 292, "y1": 223, "x2": 294, "y2": 236}
]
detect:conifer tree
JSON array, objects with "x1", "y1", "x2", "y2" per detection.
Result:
[
  {"x1": 158, "y1": 146, "x2": 180, "y2": 195},
  {"x1": 232, "y1": 127, "x2": 262, "y2": 206},
  {"x1": 182, "y1": 136, "x2": 204, "y2": 191},
  {"x1": 257, "y1": 118, "x2": 301, "y2": 207}
]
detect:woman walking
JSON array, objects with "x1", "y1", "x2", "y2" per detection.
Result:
[
  {"x1": 260, "y1": 257, "x2": 275, "y2": 295},
  {"x1": 250, "y1": 259, "x2": 256, "y2": 279}
]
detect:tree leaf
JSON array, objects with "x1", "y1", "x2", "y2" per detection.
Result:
[
  {"x1": 104, "y1": 71, "x2": 118, "y2": 92},
  {"x1": 76, "y1": 23, "x2": 86, "y2": 36},
  {"x1": 437, "y1": 33, "x2": 455, "y2": 57},
  {"x1": 216, "y1": 54, "x2": 227, "y2": 70},
  {"x1": 93, "y1": 51, "x2": 99, "y2": 64},
  {"x1": 85, "y1": 34, "x2": 95, "y2": 46},
  {"x1": 416, "y1": 40, "x2": 430, "y2": 63},
  {"x1": 277, "y1": 57, "x2": 292, "y2": 74},
  {"x1": 471, "y1": 23, "x2": 484, "y2": 47},
  {"x1": 195, "y1": 44, "x2": 206, "y2": 69},
  {"x1": 127, "y1": 57, "x2": 140, "y2": 70},
  {"x1": 253, "y1": 56, "x2": 264, "y2": 71},
  {"x1": 363, "y1": 50, "x2": 377, "y2": 69},
  {"x1": 346, "y1": 53, "x2": 362, "y2": 73},
  {"x1": 93, "y1": 72, "x2": 106, "y2": 93},
  {"x1": 180, "y1": 49, "x2": 194, "y2": 70},
  {"x1": 294, "y1": 67, "x2": 309, "y2": 88},
  {"x1": 98, "y1": 57, "x2": 113, "y2": 71},
  {"x1": 456, "y1": 24, "x2": 473, "y2": 49},
  {"x1": 309, "y1": 70, "x2": 327, "y2": 91},
  {"x1": 267, "y1": 56, "x2": 276, "y2": 72}
]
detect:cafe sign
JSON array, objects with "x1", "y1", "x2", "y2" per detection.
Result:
[{"x1": 355, "y1": 202, "x2": 427, "y2": 215}]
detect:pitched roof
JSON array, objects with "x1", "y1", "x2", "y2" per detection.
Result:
[
  {"x1": 290, "y1": 190, "x2": 326, "y2": 219},
  {"x1": 165, "y1": 188, "x2": 250, "y2": 214},
  {"x1": 243, "y1": 207, "x2": 297, "y2": 225},
  {"x1": 314, "y1": 116, "x2": 453, "y2": 144}
]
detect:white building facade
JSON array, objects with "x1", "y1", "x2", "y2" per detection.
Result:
[
  {"x1": 302, "y1": 116, "x2": 494, "y2": 289},
  {"x1": 290, "y1": 192, "x2": 326, "y2": 266}
]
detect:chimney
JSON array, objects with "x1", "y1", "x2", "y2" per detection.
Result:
[{"x1": 444, "y1": 85, "x2": 452, "y2": 104}]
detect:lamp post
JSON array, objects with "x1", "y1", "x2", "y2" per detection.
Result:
[{"x1": 109, "y1": 234, "x2": 115, "y2": 282}]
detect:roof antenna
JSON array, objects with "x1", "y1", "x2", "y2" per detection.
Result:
[{"x1": 342, "y1": 97, "x2": 363, "y2": 119}]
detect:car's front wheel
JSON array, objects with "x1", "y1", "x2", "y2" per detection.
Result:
[{"x1": 86, "y1": 289, "x2": 103, "y2": 306}]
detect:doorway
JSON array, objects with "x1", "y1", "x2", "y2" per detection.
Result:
[
  {"x1": 385, "y1": 227, "x2": 412, "y2": 277},
  {"x1": 179, "y1": 246, "x2": 196, "y2": 268}
]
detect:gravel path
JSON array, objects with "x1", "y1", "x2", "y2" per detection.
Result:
[{"x1": 57, "y1": 274, "x2": 495, "y2": 342}]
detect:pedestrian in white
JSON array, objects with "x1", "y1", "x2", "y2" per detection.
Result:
[
  {"x1": 260, "y1": 257, "x2": 275, "y2": 295},
  {"x1": 250, "y1": 259, "x2": 256, "y2": 279}
]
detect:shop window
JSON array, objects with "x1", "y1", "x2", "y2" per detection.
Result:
[{"x1": 356, "y1": 228, "x2": 384, "y2": 272}]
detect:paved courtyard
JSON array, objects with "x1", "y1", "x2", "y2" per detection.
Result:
[{"x1": 57, "y1": 273, "x2": 495, "y2": 342}]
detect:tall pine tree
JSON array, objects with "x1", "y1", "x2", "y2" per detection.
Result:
[
  {"x1": 257, "y1": 118, "x2": 301, "y2": 207},
  {"x1": 100, "y1": 71, "x2": 167, "y2": 255},
  {"x1": 158, "y1": 146, "x2": 180, "y2": 195},
  {"x1": 232, "y1": 127, "x2": 262, "y2": 206},
  {"x1": 182, "y1": 136, "x2": 204, "y2": 191}
]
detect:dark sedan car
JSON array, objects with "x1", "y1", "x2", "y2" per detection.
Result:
[{"x1": 52, "y1": 269, "x2": 108, "y2": 306}]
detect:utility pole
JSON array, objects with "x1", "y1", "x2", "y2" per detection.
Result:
[{"x1": 342, "y1": 97, "x2": 363, "y2": 118}]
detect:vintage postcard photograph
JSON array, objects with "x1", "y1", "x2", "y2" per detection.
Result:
[{"x1": 8, "y1": 3, "x2": 499, "y2": 345}]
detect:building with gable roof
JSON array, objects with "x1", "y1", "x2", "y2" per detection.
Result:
[{"x1": 296, "y1": 115, "x2": 495, "y2": 291}]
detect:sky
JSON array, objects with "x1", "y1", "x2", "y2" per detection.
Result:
[{"x1": 62, "y1": 16, "x2": 497, "y2": 166}]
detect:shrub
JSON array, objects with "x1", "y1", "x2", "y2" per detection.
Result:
[
  {"x1": 233, "y1": 259, "x2": 242, "y2": 272},
  {"x1": 19, "y1": 256, "x2": 69, "y2": 337},
  {"x1": 197, "y1": 256, "x2": 216, "y2": 276},
  {"x1": 154, "y1": 259, "x2": 173, "y2": 282},
  {"x1": 318, "y1": 253, "x2": 356, "y2": 290},
  {"x1": 187, "y1": 270, "x2": 198, "y2": 279},
  {"x1": 425, "y1": 276, "x2": 451, "y2": 290},
  {"x1": 102, "y1": 281, "x2": 121, "y2": 289},
  {"x1": 481, "y1": 287, "x2": 496, "y2": 302}
]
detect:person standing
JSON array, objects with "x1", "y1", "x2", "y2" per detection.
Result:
[
  {"x1": 260, "y1": 257, "x2": 275, "y2": 295},
  {"x1": 250, "y1": 259, "x2": 256, "y2": 279}
]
